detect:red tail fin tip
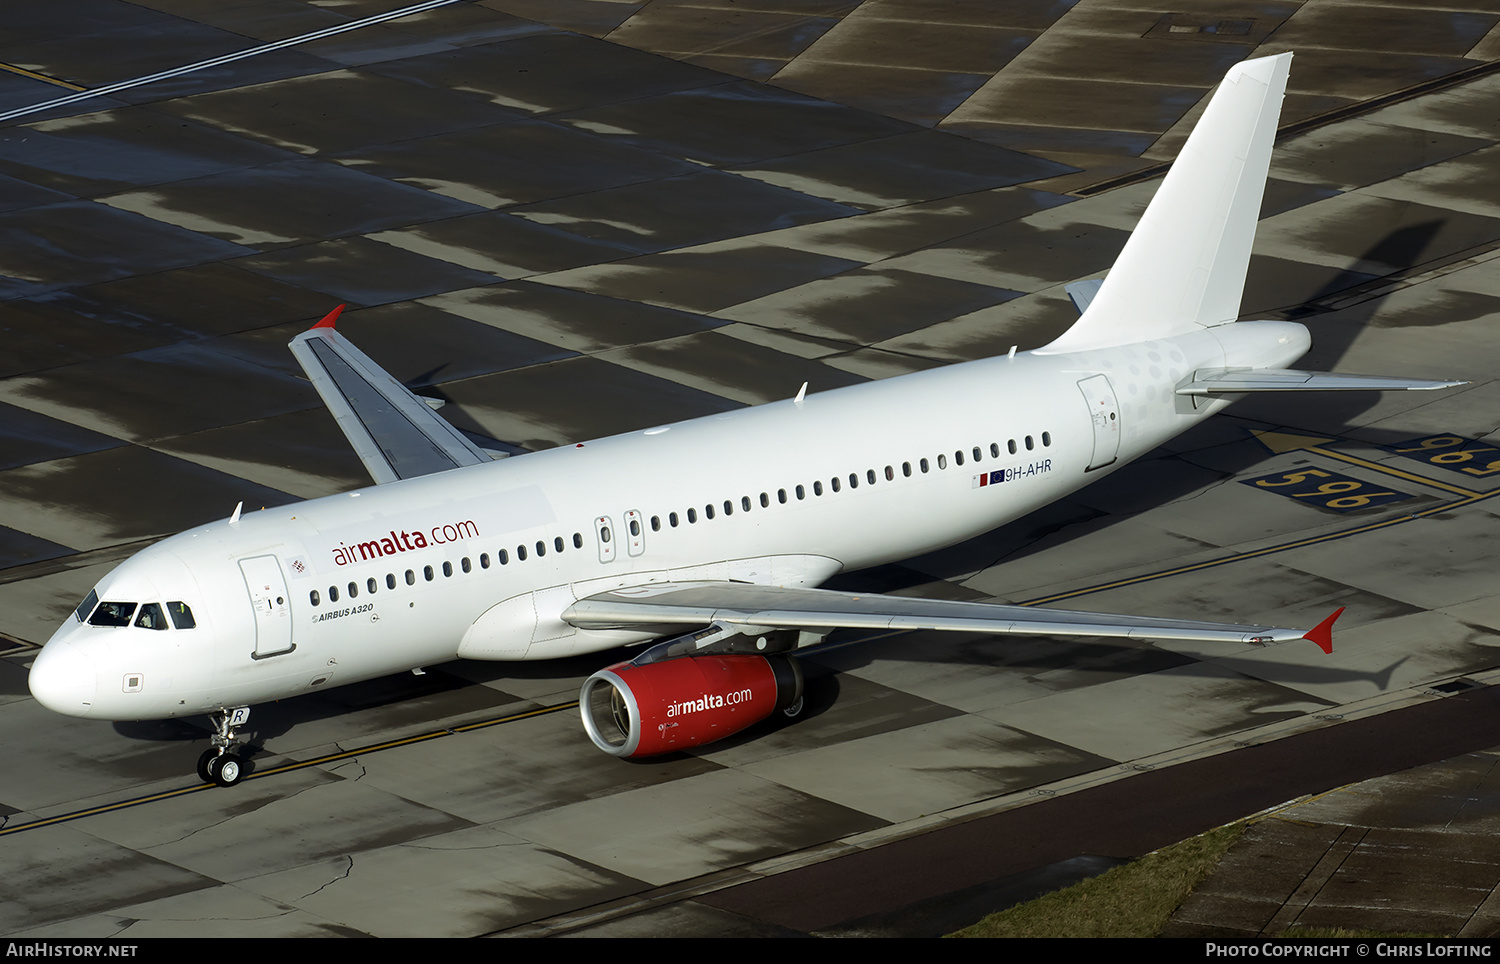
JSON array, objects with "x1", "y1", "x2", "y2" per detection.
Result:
[
  {"x1": 310, "y1": 304, "x2": 346, "y2": 330},
  {"x1": 1303, "y1": 607, "x2": 1344, "y2": 655}
]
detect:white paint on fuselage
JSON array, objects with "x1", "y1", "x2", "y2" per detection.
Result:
[{"x1": 29, "y1": 321, "x2": 1310, "y2": 722}]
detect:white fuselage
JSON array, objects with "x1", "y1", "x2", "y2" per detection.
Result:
[{"x1": 27, "y1": 321, "x2": 1310, "y2": 722}]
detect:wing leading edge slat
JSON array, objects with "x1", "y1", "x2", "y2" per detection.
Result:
[{"x1": 289, "y1": 309, "x2": 491, "y2": 484}]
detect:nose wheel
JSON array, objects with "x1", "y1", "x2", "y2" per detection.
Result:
[
  {"x1": 197, "y1": 748, "x2": 246, "y2": 787},
  {"x1": 199, "y1": 707, "x2": 252, "y2": 787}
]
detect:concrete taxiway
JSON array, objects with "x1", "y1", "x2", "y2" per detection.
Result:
[{"x1": 2, "y1": 0, "x2": 1500, "y2": 938}]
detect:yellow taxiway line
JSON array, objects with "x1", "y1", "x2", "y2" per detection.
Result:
[{"x1": 0, "y1": 63, "x2": 84, "y2": 91}]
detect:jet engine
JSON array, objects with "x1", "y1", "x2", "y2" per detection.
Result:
[{"x1": 580, "y1": 654, "x2": 803, "y2": 757}]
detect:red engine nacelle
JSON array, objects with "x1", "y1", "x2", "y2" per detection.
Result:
[{"x1": 580, "y1": 654, "x2": 804, "y2": 757}]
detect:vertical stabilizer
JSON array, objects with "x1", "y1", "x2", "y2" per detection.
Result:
[{"x1": 1038, "y1": 53, "x2": 1291, "y2": 354}]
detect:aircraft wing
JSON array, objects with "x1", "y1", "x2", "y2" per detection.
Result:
[
  {"x1": 1176, "y1": 368, "x2": 1465, "y2": 396},
  {"x1": 289, "y1": 306, "x2": 493, "y2": 484},
  {"x1": 563, "y1": 581, "x2": 1339, "y2": 651}
]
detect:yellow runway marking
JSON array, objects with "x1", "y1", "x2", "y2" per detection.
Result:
[
  {"x1": 0, "y1": 700, "x2": 579, "y2": 837},
  {"x1": 4, "y1": 428, "x2": 1488, "y2": 835},
  {"x1": 1313, "y1": 449, "x2": 1480, "y2": 498},
  {"x1": 1023, "y1": 430, "x2": 1499, "y2": 608},
  {"x1": 1025, "y1": 488, "x2": 1498, "y2": 607},
  {"x1": 0, "y1": 63, "x2": 84, "y2": 91},
  {"x1": 1251, "y1": 429, "x2": 1482, "y2": 498}
]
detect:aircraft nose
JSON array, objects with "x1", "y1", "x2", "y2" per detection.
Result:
[{"x1": 29, "y1": 640, "x2": 97, "y2": 717}]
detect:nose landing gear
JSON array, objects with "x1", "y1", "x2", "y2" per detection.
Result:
[{"x1": 198, "y1": 706, "x2": 252, "y2": 787}]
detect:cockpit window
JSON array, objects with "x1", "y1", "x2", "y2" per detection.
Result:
[
  {"x1": 166, "y1": 601, "x2": 196, "y2": 630},
  {"x1": 74, "y1": 590, "x2": 99, "y2": 623},
  {"x1": 88, "y1": 602, "x2": 137, "y2": 627},
  {"x1": 135, "y1": 603, "x2": 168, "y2": 630}
]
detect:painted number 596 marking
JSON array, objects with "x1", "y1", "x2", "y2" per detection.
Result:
[
  {"x1": 1242, "y1": 468, "x2": 1411, "y2": 512},
  {"x1": 1389, "y1": 434, "x2": 1500, "y2": 477}
]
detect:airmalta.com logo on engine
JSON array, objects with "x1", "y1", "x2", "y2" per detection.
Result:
[
  {"x1": 330, "y1": 519, "x2": 480, "y2": 566},
  {"x1": 665, "y1": 687, "x2": 754, "y2": 718}
]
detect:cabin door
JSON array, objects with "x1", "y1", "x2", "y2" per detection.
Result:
[
  {"x1": 1078, "y1": 374, "x2": 1120, "y2": 470},
  {"x1": 240, "y1": 555, "x2": 294, "y2": 658}
]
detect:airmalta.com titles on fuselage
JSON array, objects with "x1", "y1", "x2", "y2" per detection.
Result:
[{"x1": 330, "y1": 519, "x2": 479, "y2": 566}]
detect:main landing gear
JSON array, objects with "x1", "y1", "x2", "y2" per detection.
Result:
[{"x1": 198, "y1": 706, "x2": 252, "y2": 787}]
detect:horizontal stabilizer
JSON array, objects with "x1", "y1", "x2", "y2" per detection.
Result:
[
  {"x1": 565, "y1": 581, "x2": 1318, "y2": 647},
  {"x1": 289, "y1": 309, "x2": 492, "y2": 484},
  {"x1": 1065, "y1": 279, "x2": 1103, "y2": 315},
  {"x1": 1177, "y1": 368, "x2": 1467, "y2": 396}
]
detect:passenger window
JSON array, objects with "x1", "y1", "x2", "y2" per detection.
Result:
[
  {"x1": 166, "y1": 602, "x2": 195, "y2": 630},
  {"x1": 796, "y1": 485, "x2": 805, "y2": 500},
  {"x1": 848, "y1": 474, "x2": 857, "y2": 489},
  {"x1": 761, "y1": 493, "x2": 770, "y2": 508},
  {"x1": 651, "y1": 516, "x2": 661, "y2": 531},
  {"x1": 920, "y1": 458, "x2": 929, "y2": 473},
  {"x1": 814, "y1": 481, "x2": 823, "y2": 496},
  {"x1": 902, "y1": 462, "x2": 911, "y2": 477},
  {"x1": 555, "y1": 536, "x2": 564, "y2": 552},
  {"x1": 831, "y1": 477, "x2": 841, "y2": 493},
  {"x1": 348, "y1": 582, "x2": 358, "y2": 598},
  {"x1": 536, "y1": 541, "x2": 545, "y2": 557},
  {"x1": 406, "y1": 569, "x2": 416, "y2": 584},
  {"x1": 387, "y1": 573, "x2": 396, "y2": 588},
  {"x1": 517, "y1": 545, "x2": 527, "y2": 561},
  {"x1": 705, "y1": 504, "x2": 715, "y2": 519},
  {"x1": 310, "y1": 590, "x2": 321, "y2": 607},
  {"x1": 778, "y1": 489, "x2": 787, "y2": 504},
  {"x1": 1026, "y1": 435, "x2": 1034, "y2": 450},
  {"x1": 938, "y1": 454, "x2": 947, "y2": 469},
  {"x1": 574, "y1": 532, "x2": 583, "y2": 548},
  {"x1": 1043, "y1": 432, "x2": 1051, "y2": 447},
  {"x1": 599, "y1": 524, "x2": 611, "y2": 543},
  {"x1": 1008, "y1": 440, "x2": 1017, "y2": 454},
  {"x1": 990, "y1": 442, "x2": 1000, "y2": 458},
  {"x1": 955, "y1": 450, "x2": 964, "y2": 466},
  {"x1": 498, "y1": 550, "x2": 509, "y2": 565},
  {"x1": 723, "y1": 500, "x2": 732, "y2": 516},
  {"x1": 480, "y1": 554, "x2": 490, "y2": 569},
  {"x1": 670, "y1": 512, "x2": 680, "y2": 527},
  {"x1": 973, "y1": 446, "x2": 981, "y2": 462},
  {"x1": 884, "y1": 466, "x2": 893, "y2": 481},
  {"x1": 367, "y1": 577, "x2": 377, "y2": 593},
  {"x1": 424, "y1": 566, "x2": 434, "y2": 581},
  {"x1": 135, "y1": 603, "x2": 167, "y2": 630},
  {"x1": 688, "y1": 508, "x2": 697, "y2": 523},
  {"x1": 629, "y1": 519, "x2": 640, "y2": 536},
  {"x1": 330, "y1": 586, "x2": 340, "y2": 602},
  {"x1": 462, "y1": 557, "x2": 472, "y2": 573},
  {"x1": 744, "y1": 496, "x2": 753, "y2": 511}
]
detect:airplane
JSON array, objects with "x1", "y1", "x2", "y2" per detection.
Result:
[{"x1": 27, "y1": 53, "x2": 1463, "y2": 787}]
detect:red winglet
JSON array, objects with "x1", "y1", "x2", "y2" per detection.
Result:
[
  {"x1": 1302, "y1": 607, "x2": 1344, "y2": 655},
  {"x1": 310, "y1": 304, "x2": 346, "y2": 330}
]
